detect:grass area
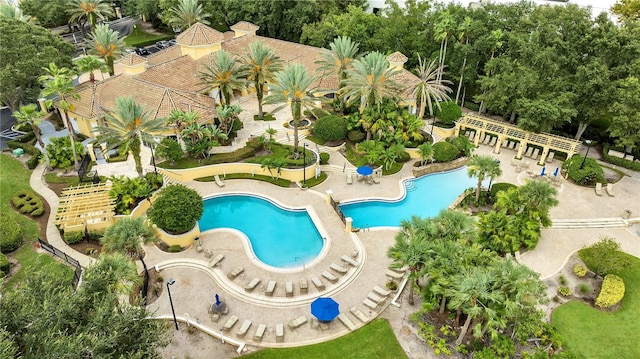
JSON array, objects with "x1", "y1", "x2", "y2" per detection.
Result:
[
  {"x1": 44, "y1": 172, "x2": 80, "y2": 187},
  {"x1": 243, "y1": 319, "x2": 407, "y2": 359},
  {"x1": 551, "y1": 253, "x2": 640, "y2": 359},
  {"x1": 1, "y1": 154, "x2": 73, "y2": 285},
  {"x1": 195, "y1": 173, "x2": 291, "y2": 187},
  {"x1": 124, "y1": 26, "x2": 172, "y2": 47}
]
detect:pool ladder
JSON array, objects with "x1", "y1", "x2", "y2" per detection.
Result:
[{"x1": 405, "y1": 180, "x2": 417, "y2": 192}]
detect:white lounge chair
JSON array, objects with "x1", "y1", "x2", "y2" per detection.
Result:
[
  {"x1": 346, "y1": 172, "x2": 353, "y2": 184},
  {"x1": 350, "y1": 307, "x2": 369, "y2": 323},
  {"x1": 595, "y1": 182, "x2": 603, "y2": 196},
  {"x1": 311, "y1": 276, "x2": 325, "y2": 290},
  {"x1": 341, "y1": 255, "x2": 359, "y2": 267},
  {"x1": 363, "y1": 298, "x2": 378, "y2": 309},
  {"x1": 265, "y1": 280, "x2": 276, "y2": 296},
  {"x1": 330, "y1": 263, "x2": 348, "y2": 274},
  {"x1": 208, "y1": 253, "x2": 224, "y2": 268},
  {"x1": 237, "y1": 320, "x2": 252, "y2": 337},
  {"x1": 373, "y1": 285, "x2": 391, "y2": 297},
  {"x1": 322, "y1": 271, "x2": 338, "y2": 283},
  {"x1": 606, "y1": 183, "x2": 615, "y2": 196},
  {"x1": 222, "y1": 315, "x2": 238, "y2": 331},
  {"x1": 285, "y1": 281, "x2": 293, "y2": 297},
  {"x1": 214, "y1": 174, "x2": 225, "y2": 187},
  {"x1": 337, "y1": 313, "x2": 357, "y2": 331},
  {"x1": 244, "y1": 277, "x2": 260, "y2": 292},
  {"x1": 299, "y1": 279, "x2": 308, "y2": 294},
  {"x1": 254, "y1": 323, "x2": 266, "y2": 341},
  {"x1": 288, "y1": 316, "x2": 307, "y2": 329},
  {"x1": 227, "y1": 266, "x2": 244, "y2": 279},
  {"x1": 276, "y1": 323, "x2": 284, "y2": 342},
  {"x1": 367, "y1": 292, "x2": 385, "y2": 304}
]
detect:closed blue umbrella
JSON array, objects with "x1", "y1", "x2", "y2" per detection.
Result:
[
  {"x1": 553, "y1": 167, "x2": 559, "y2": 177},
  {"x1": 311, "y1": 297, "x2": 339, "y2": 322},
  {"x1": 357, "y1": 166, "x2": 373, "y2": 176},
  {"x1": 540, "y1": 167, "x2": 546, "y2": 176}
]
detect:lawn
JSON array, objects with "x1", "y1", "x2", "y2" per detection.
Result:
[
  {"x1": 1, "y1": 154, "x2": 73, "y2": 286},
  {"x1": 551, "y1": 254, "x2": 640, "y2": 359},
  {"x1": 242, "y1": 319, "x2": 407, "y2": 359},
  {"x1": 124, "y1": 26, "x2": 172, "y2": 47}
]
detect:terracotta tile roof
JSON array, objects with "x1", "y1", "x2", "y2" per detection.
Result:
[
  {"x1": 177, "y1": 22, "x2": 224, "y2": 46},
  {"x1": 117, "y1": 53, "x2": 148, "y2": 66},
  {"x1": 147, "y1": 46, "x2": 182, "y2": 67},
  {"x1": 137, "y1": 55, "x2": 208, "y2": 93},
  {"x1": 230, "y1": 21, "x2": 259, "y2": 32},
  {"x1": 393, "y1": 69, "x2": 420, "y2": 99},
  {"x1": 387, "y1": 51, "x2": 408, "y2": 63}
]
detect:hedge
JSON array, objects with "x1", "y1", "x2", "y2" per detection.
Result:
[
  {"x1": 596, "y1": 274, "x2": 625, "y2": 308},
  {"x1": 11, "y1": 190, "x2": 45, "y2": 218},
  {"x1": 0, "y1": 252, "x2": 9, "y2": 276},
  {"x1": 27, "y1": 154, "x2": 41, "y2": 169},
  {"x1": 347, "y1": 129, "x2": 365, "y2": 143},
  {"x1": 0, "y1": 213, "x2": 23, "y2": 253},
  {"x1": 602, "y1": 143, "x2": 640, "y2": 171},
  {"x1": 562, "y1": 155, "x2": 605, "y2": 186},
  {"x1": 432, "y1": 142, "x2": 459, "y2": 162},
  {"x1": 312, "y1": 115, "x2": 347, "y2": 141},
  {"x1": 490, "y1": 182, "x2": 517, "y2": 201},
  {"x1": 64, "y1": 230, "x2": 85, "y2": 245},
  {"x1": 148, "y1": 185, "x2": 203, "y2": 234},
  {"x1": 320, "y1": 152, "x2": 330, "y2": 165}
]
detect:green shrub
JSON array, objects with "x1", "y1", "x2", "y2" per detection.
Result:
[
  {"x1": 46, "y1": 136, "x2": 86, "y2": 169},
  {"x1": 579, "y1": 283, "x2": 591, "y2": 295},
  {"x1": 578, "y1": 237, "x2": 632, "y2": 277},
  {"x1": 447, "y1": 135, "x2": 473, "y2": 157},
  {"x1": 558, "y1": 286, "x2": 572, "y2": 297},
  {"x1": 144, "y1": 172, "x2": 164, "y2": 190},
  {"x1": 64, "y1": 231, "x2": 84, "y2": 245},
  {"x1": 320, "y1": 152, "x2": 330, "y2": 165},
  {"x1": 574, "y1": 264, "x2": 587, "y2": 277},
  {"x1": 0, "y1": 252, "x2": 9, "y2": 276},
  {"x1": 432, "y1": 142, "x2": 459, "y2": 162},
  {"x1": 11, "y1": 190, "x2": 45, "y2": 217},
  {"x1": 148, "y1": 185, "x2": 203, "y2": 234},
  {"x1": 87, "y1": 229, "x2": 105, "y2": 241},
  {"x1": 168, "y1": 245, "x2": 182, "y2": 253},
  {"x1": 312, "y1": 115, "x2": 347, "y2": 141},
  {"x1": 155, "y1": 138, "x2": 183, "y2": 164},
  {"x1": 347, "y1": 129, "x2": 365, "y2": 143},
  {"x1": 490, "y1": 183, "x2": 517, "y2": 202},
  {"x1": 254, "y1": 112, "x2": 276, "y2": 121},
  {"x1": 0, "y1": 213, "x2": 23, "y2": 253},
  {"x1": 596, "y1": 274, "x2": 625, "y2": 308},
  {"x1": 26, "y1": 154, "x2": 41, "y2": 169},
  {"x1": 602, "y1": 143, "x2": 640, "y2": 171},
  {"x1": 434, "y1": 101, "x2": 462, "y2": 125},
  {"x1": 562, "y1": 155, "x2": 605, "y2": 186},
  {"x1": 559, "y1": 275, "x2": 567, "y2": 285}
]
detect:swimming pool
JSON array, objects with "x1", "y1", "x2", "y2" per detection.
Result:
[
  {"x1": 199, "y1": 194, "x2": 323, "y2": 268},
  {"x1": 340, "y1": 167, "x2": 481, "y2": 228}
]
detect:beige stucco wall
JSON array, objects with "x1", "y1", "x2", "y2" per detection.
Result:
[
  {"x1": 159, "y1": 161, "x2": 319, "y2": 183},
  {"x1": 181, "y1": 44, "x2": 221, "y2": 60},
  {"x1": 156, "y1": 222, "x2": 200, "y2": 247},
  {"x1": 122, "y1": 64, "x2": 147, "y2": 75}
]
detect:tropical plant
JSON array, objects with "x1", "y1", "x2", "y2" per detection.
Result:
[
  {"x1": 412, "y1": 55, "x2": 453, "y2": 119},
  {"x1": 315, "y1": 36, "x2": 360, "y2": 113},
  {"x1": 240, "y1": 41, "x2": 284, "y2": 119},
  {"x1": 155, "y1": 137, "x2": 183, "y2": 164},
  {"x1": 167, "y1": 0, "x2": 210, "y2": 32},
  {"x1": 108, "y1": 174, "x2": 160, "y2": 214},
  {"x1": 263, "y1": 64, "x2": 319, "y2": 158},
  {"x1": 86, "y1": 23, "x2": 127, "y2": 75},
  {"x1": 96, "y1": 96, "x2": 169, "y2": 177},
  {"x1": 67, "y1": 0, "x2": 114, "y2": 33},
  {"x1": 0, "y1": 3, "x2": 32, "y2": 21},
  {"x1": 199, "y1": 49, "x2": 248, "y2": 106},
  {"x1": 312, "y1": 115, "x2": 347, "y2": 141},
  {"x1": 181, "y1": 122, "x2": 227, "y2": 159},
  {"x1": 434, "y1": 10, "x2": 456, "y2": 83},
  {"x1": 83, "y1": 253, "x2": 141, "y2": 296},
  {"x1": 14, "y1": 104, "x2": 50, "y2": 169},
  {"x1": 467, "y1": 155, "x2": 502, "y2": 203},
  {"x1": 260, "y1": 157, "x2": 287, "y2": 179},
  {"x1": 45, "y1": 136, "x2": 86, "y2": 170},
  {"x1": 166, "y1": 109, "x2": 199, "y2": 142},
  {"x1": 74, "y1": 55, "x2": 107, "y2": 83},
  {"x1": 147, "y1": 185, "x2": 203, "y2": 234},
  {"x1": 434, "y1": 101, "x2": 461, "y2": 125},
  {"x1": 417, "y1": 142, "x2": 433, "y2": 165},
  {"x1": 387, "y1": 216, "x2": 429, "y2": 305},
  {"x1": 216, "y1": 103, "x2": 242, "y2": 138},
  {"x1": 39, "y1": 63, "x2": 80, "y2": 170}
]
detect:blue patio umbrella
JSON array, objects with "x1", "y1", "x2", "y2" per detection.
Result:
[
  {"x1": 311, "y1": 297, "x2": 340, "y2": 322},
  {"x1": 553, "y1": 167, "x2": 559, "y2": 177},
  {"x1": 357, "y1": 165, "x2": 373, "y2": 176},
  {"x1": 540, "y1": 167, "x2": 546, "y2": 176}
]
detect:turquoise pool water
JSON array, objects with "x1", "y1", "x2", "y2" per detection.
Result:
[
  {"x1": 340, "y1": 167, "x2": 480, "y2": 228},
  {"x1": 199, "y1": 194, "x2": 323, "y2": 268}
]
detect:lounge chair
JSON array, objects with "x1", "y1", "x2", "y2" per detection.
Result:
[
  {"x1": 373, "y1": 285, "x2": 391, "y2": 297},
  {"x1": 595, "y1": 182, "x2": 603, "y2": 196},
  {"x1": 341, "y1": 255, "x2": 359, "y2": 267},
  {"x1": 330, "y1": 263, "x2": 348, "y2": 274},
  {"x1": 299, "y1": 278, "x2": 308, "y2": 294},
  {"x1": 606, "y1": 183, "x2": 615, "y2": 196},
  {"x1": 214, "y1": 174, "x2": 225, "y2": 187},
  {"x1": 337, "y1": 313, "x2": 357, "y2": 331},
  {"x1": 532, "y1": 148, "x2": 540, "y2": 160},
  {"x1": 288, "y1": 316, "x2": 307, "y2": 329},
  {"x1": 311, "y1": 276, "x2": 325, "y2": 290},
  {"x1": 208, "y1": 253, "x2": 224, "y2": 268},
  {"x1": 237, "y1": 320, "x2": 252, "y2": 337},
  {"x1": 546, "y1": 152, "x2": 555, "y2": 163},
  {"x1": 276, "y1": 323, "x2": 284, "y2": 342},
  {"x1": 222, "y1": 315, "x2": 238, "y2": 331},
  {"x1": 322, "y1": 271, "x2": 338, "y2": 283},
  {"x1": 346, "y1": 172, "x2": 353, "y2": 185},
  {"x1": 265, "y1": 280, "x2": 276, "y2": 296},
  {"x1": 350, "y1": 307, "x2": 369, "y2": 323},
  {"x1": 385, "y1": 269, "x2": 404, "y2": 279},
  {"x1": 363, "y1": 298, "x2": 378, "y2": 309},
  {"x1": 244, "y1": 277, "x2": 260, "y2": 292},
  {"x1": 285, "y1": 281, "x2": 293, "y2": 297},
  {"x1": 372, "y1": 176, "x2": 380, "y2": 184},
  {"x1": 227, "y1": 266, "x2": 244, "y2": 279},
  {"x1": 253, "y1": 323, "x2": 266, "y2": 341},
  {"x1": 367, "y1": 292, "x2": 385, "y2": 304}
]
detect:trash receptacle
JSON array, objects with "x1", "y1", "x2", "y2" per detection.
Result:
[
  {"x1": 12, "y1": 148, "x2": 24, "y2": 157},
  {"x1": 623, "y1": 210, "x2": 632, "y2": 220}
]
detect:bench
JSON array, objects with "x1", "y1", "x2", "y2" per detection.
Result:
[
  {"x1": 288, "y1": 316, "x2": 307, "y2": 329},
  {"x1": 222, "y1": 315, "x2": 238, "y2": 331},
  {"x1": 373, "y1": 285, "x2": 391, "y2": 297},
  {"x1": 341, "y1": 255, "x2": 359, "y2": 267},
  {"x1": 330, "y1": 263, "x2": 348, "y2": 274},
  {"x1": 253, "y1": 323, "x2": 266, "y2": 341},
  {"x1": 208, "y1": 254, "x2": 224, "y2": 268},
  {"x1": 244, "y1": 278, "x2": 260, "y2": 292},
  {"x1": 276, "y1": 323, "x2": 284, "y2": 342},
  {"x1": 265, "y1": 280, "x2": 276, "y2": 296},
  {"x1": 350, "y1": 307, "x2": 369, "y2": 323},
  {"x1": 299, "y1": 279, "x2": 308, "y2": 294},
  {"x1": 322, "y1": 271, "x2": 338, "y2": 283},
  {"x1": 237, "y1": 320, "x2": 252, "y2": 337},
  {"x1": 227, "y1": 267, "x2": 244, "y2": 279},
  {"x1": 285, "y1": 281, "x2": 293, "y2": 297},
  {"x1": 337, "y1": 313, "x2": 357, "y2": 331},
  {"x1": 311, "y1": 276, "x2": 325, "y2": 290}
]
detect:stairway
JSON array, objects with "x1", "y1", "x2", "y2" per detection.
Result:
[
  {"x1": 550, "y1": 218, "x2": 626, "y2": 229},
  {"x1": 160, "y1": 173, "x2": 181, "y2": 188},
  {"x1": 404, "y1": 179, "x2": 418, "y2": 192}
]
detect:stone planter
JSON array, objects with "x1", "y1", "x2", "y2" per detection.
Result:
[
  {"x1": 155, "y1": 222, "x2": 200, "y2": 248},
  {"x1": 412, "y1": 157, "x2": 470, "y2": 178}
]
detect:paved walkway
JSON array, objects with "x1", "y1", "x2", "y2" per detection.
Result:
[{"x1": 29, "y1": 103, "x2": 640, "y2": 357}]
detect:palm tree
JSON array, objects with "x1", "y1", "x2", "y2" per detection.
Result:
[
  {"x1": 341, "y1": 52, "x2": 404, "y2": 117},
  {"x1": 215, "y1": 103, "x2": 242, "y2": 138},
  {"x1": 454, "y1": 17, "x2": 473, "y2": 104},
  {"x1": 240, "y1": 41, "x2": 284, "y2": 119},
  {"x1": 0, "y1": 3, "x2": 32, "y2": 21},
  {"x1": 412, "y1": 55, "x2": 453, "y2": 119},
  {"x1": 387, "y1": 216, "x2": 429, "y2": 305},
  {"x1": 74, "y1": 55, "x2": 107, "y2": 83},
  {"x1": 263, "y1": 64, "x2": 319, "y2": 158},
  {"x1": 479, "y1": 29, "x2": 504, "y2": 114},
  {"x1": 417, "y1": 142, "x2": 433, "y2": 165},
  {"x1": 434, "y1": 10, "x2": 455, "y2": 82},
  {"x1": 39, "y1": 63, "x2": 81, "y2": 170},
  {"x1": 15, "y1": 104, "x2": 50, "y2": 169},
  {"x1": 68, "y1": 0, "x2": 114, "y2": 33},
  {"x1": 167, "y1": 0, "x2": 210, "y2": 32},
  {"x1": 166, "y1": 109, "x2": 199, "y2": 141},
  {"x1": 315, "y1": 36, "x2": 360, "y2": 113},
  {"x1": 518, "y1": 179, "x2": 559, "y2": 226},
  {"x1": 96, "y1": 96, "x2": 169, "y2": 177},
  {"x1": 83, "y1": 253, "x2": 141, "y2": 297},
  {"x1": 86, "y1": 24, "x2": 126, "y2": 76},
  {"x1": 467, "y1": 155, "x2": 502, "y2": 203},
  {"x1": 199, "y1": 49, "x2": 248, "y2": 106}
]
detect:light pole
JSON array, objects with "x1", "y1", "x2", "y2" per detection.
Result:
[
  {"x1": 149, "y1": 138, "x2": 158, "y2": 174},
  {"x1": 166, "y1": 279, "x2": 178, "y2": 330},
  {"x1": 580, "y1": 139, "x2": 592, "y2": 169},
  {"x1": 302, "y1": 143, "x2": 308, "y2": 185}
]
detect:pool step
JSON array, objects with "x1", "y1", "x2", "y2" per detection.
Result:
[{"x1": 405, "y1": 180, "x2": 417, "y2": 192}]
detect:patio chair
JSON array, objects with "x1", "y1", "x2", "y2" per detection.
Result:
[
  {"x1": 595, "y1": 182, "x2": 603, "y2": 196},
  {"x1": 322, "y1": 271, "x2": 338, "y2": 283},
  {"x1": 227, "y1": 266, "x2": 244, "y2": 279},
  {"x1": 341, "y1": 255, "x2": 359, "y2": 267},
  {"x1": 367, "y1": 292, "x2": 385, "y2": 304},
  {"x1": 311, "y1": 276, "x2": 325, "y2": 290},
  {"x1": 385, "y1": 269, "x2": 404, "y2": 279},
  {"x1": 373, "y1": 285, "x2": 391, "y2": 297},
  {"x1": 606, "y1": 183, "x2": 615, "y2": 197},
  {"x1": 299, "y1": 278, "x2": 308, "y2": 294},
  {"x1": 337, "y1": 313, "x2": 357, "y2": 331},
  {"x1": 288, "y1": 316, "x2": 307, "y2": 329},
  {"x1": 276, "y1": 323, "x2": 284, "y2": 342},
  {"x1": 330, "y1": 263, "x2": 348, "y2": 274},
  {"x1": 546, "y1": 152, "x2": 555, "y2": 163},
  {"x1": 285, "y1": 281, "x2": 293, "y2": 297},
  {"x1": 222, "y1": 315, "x2": 238, "y2": 331},
  {"x1": 363, "y1": 298, "x2": 378, "y2": 309},
  {"x1": 208, "y1": 253, "x2": 224, "y2": 268}
]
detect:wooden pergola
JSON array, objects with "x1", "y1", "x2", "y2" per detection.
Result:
[{"x1": 54, "y1": 182, "x2": 115, "y2": 232}]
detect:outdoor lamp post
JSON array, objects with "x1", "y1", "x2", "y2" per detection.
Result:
[
  {"x1": 149, "y1": 139, "x2": 158, "y2": 174},
  {"x1": 166, "y1": 278, "x2": 178, "y2": 330},
  {"x1": 580, "y1": 140, "x2": 592, "y2": 169},
  {"x1": 303, "y1": 143, "x2": 308, "y2": 185}
]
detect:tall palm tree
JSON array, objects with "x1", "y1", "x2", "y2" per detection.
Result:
[
  {"x1": 68, "y1": 0, "x2": 114, "y2": 33},
  {"x1": 96, "y1": 96, "x2": 169, "y2": 177},
  {"x1": 15, "y1": 104, "x2": 50, "y2": 169},
  {"x1": 199, "y1": 49, "x2": 248, "y2": 106},
  {"x1": 341, "y1": 52, "x2": 404, "y2": 116},
  {"x1": 263, "y1": 64, "x2": 319, "y2": 158},
  {"x1": 39, "y1": 63, "x2": 81, "y2": 170},
  {"x1": 412, "y1": 55, "x2": 453, "y2": 119},
  {"x1": 215, "y1": 103, "x2": 242, "y2": 137},
  {"x1": 167, "y1": 0, "x2": 210, "y2": 32},
  {"x1": 434, "y1": 10, "x2": 456, "y2": 82},
  {"x1": 455, "y1": 17, "x2": 473, "y2": 104},
  {"x1": 315, "y1": 36, "x2": 360, "y2": 113},
  {"x1": 417, "y1": 142, "x2": 433, "y2": 165},
  {"x1": 467, "y1": 155, "x2": 502, "y2": 203},
  {"x1": 86, "y1": 24, "x2": 126, "y2": 76},
  {"x1": 74, "y1": 55, "x2": 107, "y2": 83},
  {"x1": 387, "y1": 216, "x2": 429, "y2": 305},
  {"x1": 240, "y1": 41, "x2": 284, "y2": 119},
  {"x1": 518, "y1": 179, "x2": 558, "y2": 226},
  {"x1": 166, "y1": 109, "x2": 199, "y2": 141}
]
